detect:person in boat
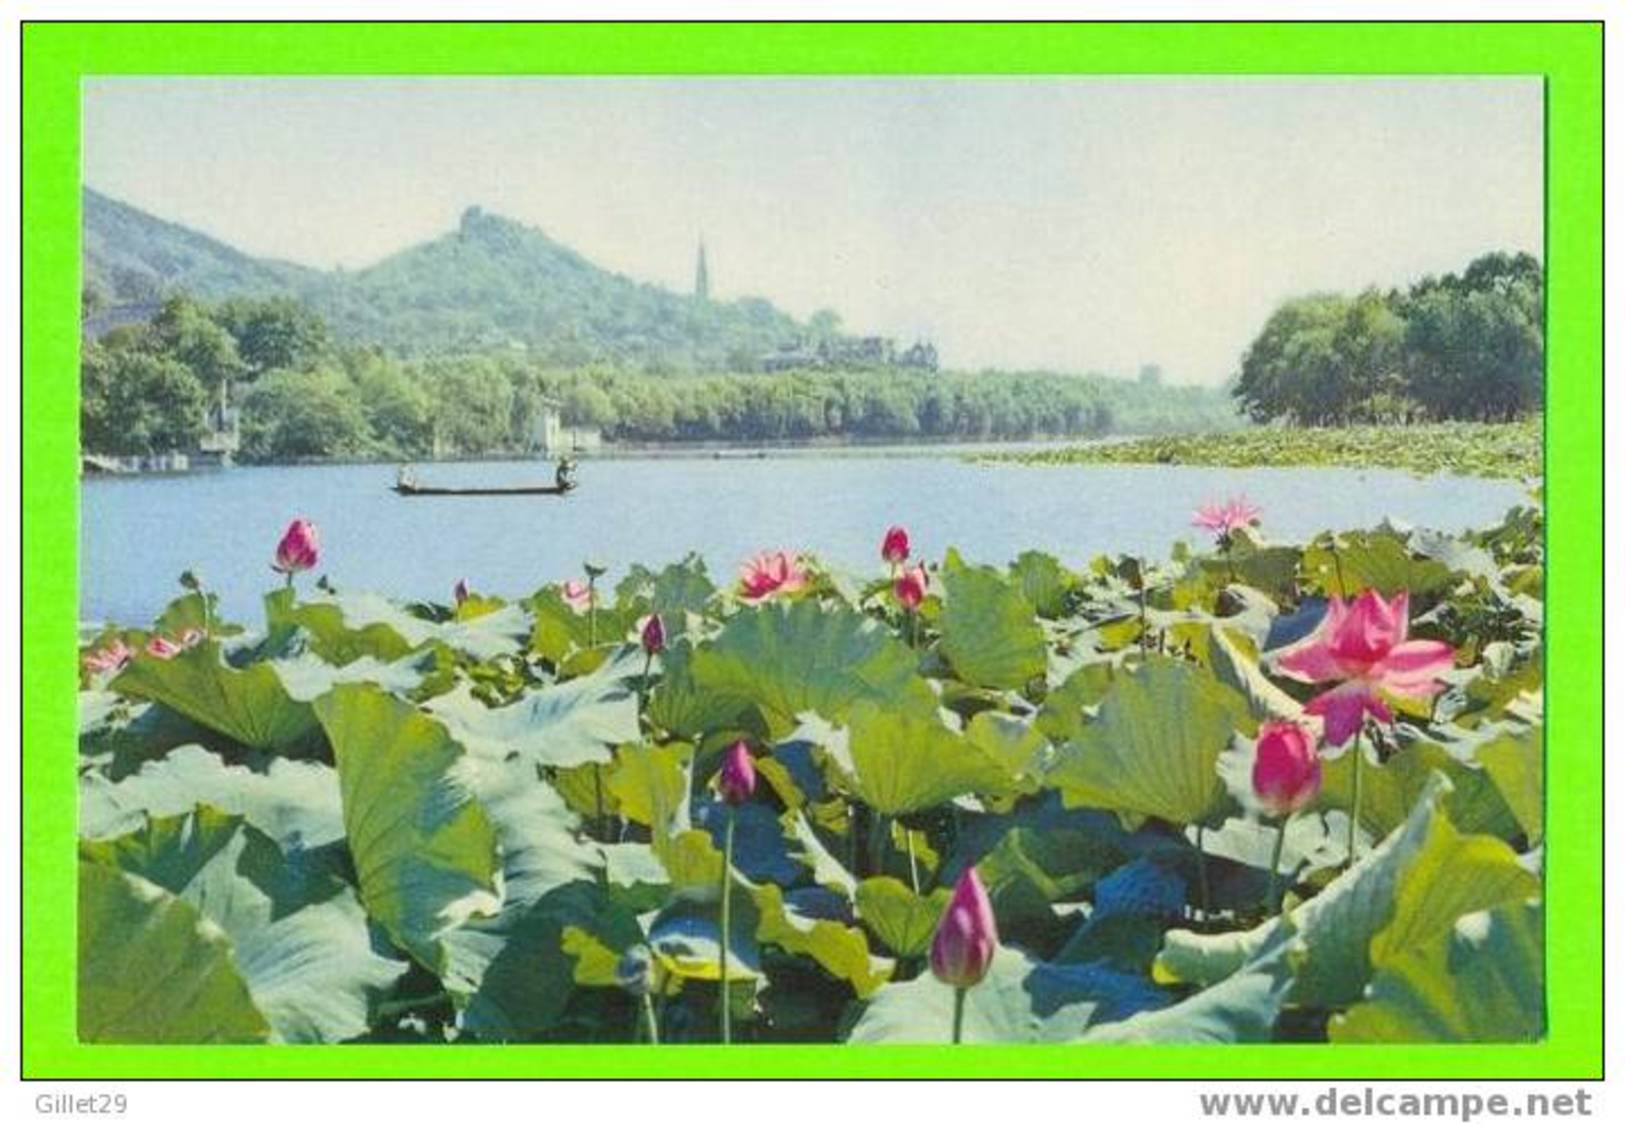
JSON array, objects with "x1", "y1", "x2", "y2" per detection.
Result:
[
  {"x1": 396, "y1": 465, "x2": 417, "y2": 490},
  {"x1": 555, "y1": 456, "x2": 578, "y2": 492}
]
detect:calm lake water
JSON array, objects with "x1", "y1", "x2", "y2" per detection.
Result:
[{"x1": 81, "y1": 454, "x2": 1531, "y2": 627}]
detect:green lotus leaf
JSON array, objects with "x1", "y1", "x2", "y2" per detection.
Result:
[
  {"x1": 528, "y1": 588, "x2": 634, "y2": 664},
  {"x1": 846, "y1": 946, "x2": 1163, "y2": 1044},
  {"x1": 939, "y1": 564, "x2": 1047, "y2": 689},
  {"x1": 111, "y1": 642, "x2": 320, "y2": 753},
  {"x1": 1302, "y1": 531, "x2": 1456, "y2": 601},
  {"x1": 827, "y1": 703, "x2": 1009, "y2": 816},
  {"x1": 312, "y1": 683, "x2": 501, "y2": 972},
  {"x1": 267, "y1": 648, "x2": 433, "y2": 703},
  {"x1": 1083, "y1": 943, "x2": 1295, "y2": 1043},
  {"x1": 1009, "y1": 550, "x2": 1071, "y2": 618},
  {"x1": 1034, "y1": 660, "x2": 1119, "y2": 746},
  {"x1": 1048, "y1": 656, "x2": 1254, "y2": 826},
  {"x1": 1475, "y1": 725, "x2": 1543, "y2": 843},
  {"x1": 753, "y1": 882, "x2": 892, "y2": 997},
  {"x1": 690, "y1": 600, "x2": 934, "y2": 737},
  {"x1": 78, "y1": 861, "x2": 270, "y2": 1044},
  {"x1": 1332, "y1": 899, "x2": 1544, "y2": 1043},
  {"x1": 1207, "y1": 625, "x2": 1304, "y2": 724},
  {"x1": 854, "y1": 876, "x2": 950, "y2": 958},
  {"x1": 81, "y1": 807, "x2": 406, "y2": 1042},
  {"x1": 644, "y1": 637, "x2": 765, "y2": 743},
  {"x1": 1320, "y1": 740, "x2": 1519, "y2": 845},
  {"x1": 648, "y1": 896, "x2": 763, "y2": 983},
  {"x1": 263, "y1": 589, "x2": 417, "y2": 664},
  {"x1": 80, "y1": 743, "x2": 345, "y2": 850},
  {"x1": 423, "y1": 659, "x2": 640, "y2": 770},
  {"x1": 607, "y1": 743, "x2": 692, "y2": 838},
  {"x1": 1156, "y1": 774, "x2": 1539, "y2": 1008},
  {"x1": 965, "y1": 710, "x2": 1048, "y2": 792},
  {"x1": 616, "y1": 554, "x2": 717, "y2": 627}
]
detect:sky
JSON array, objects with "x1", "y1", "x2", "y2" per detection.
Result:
[{"x1": 83, "y1": 78, "x2": 1542, "y2": 383}]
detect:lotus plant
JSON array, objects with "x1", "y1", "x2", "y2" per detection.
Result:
[
  {"x1": 738, "y1": 550, "x2": 809, "y2": 602},
  {"x1": 270, "y1": 518, "x2": 319, "y2": 589},
  {"x1": 638, "y1": 613, "x2": 665, "y2": 703},
  {"x1": 560, "y1": 579, "x2": 591, "y2": 614},
  {"x1": 1252, "y1": 720, "x2": 1322, "y2": 909},
  {"x1": 1193, "y1": 496, "x2": 1261, "y2": 581},
  {"x1": 1274, "y1": 588, "x2": 1453, "y2": 862},
  {"x1": 931, "y1": 867, "x2": 998, "y2": 1044},
  {"x1": 716, "y1": 740, "x2": 757, "y2": 1043},
  {"x1": 453, "y1": 578, "x2": 470, "y2": 607}
]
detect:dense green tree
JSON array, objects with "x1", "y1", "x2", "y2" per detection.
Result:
[
  {"x1": 214, "y1": 297, "x2": 330, "y2": 376},
  {"x1": 80, "y1": 339, "x2": 209, "y2": 456},
  {"x1": 148, "y1": 295, "x2": 247, "y2": 392},
  {"x1": 239, "y1": 368, "x2": 368, "y2": 460}
]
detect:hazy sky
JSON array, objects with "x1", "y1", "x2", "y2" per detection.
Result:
[{"x1": 83, "y1": 78, "x2": 1542, "y2": 383}]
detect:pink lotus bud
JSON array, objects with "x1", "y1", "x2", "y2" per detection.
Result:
[
  {"x1": 271, "y1": 519, "x2": 319, "y2": 575},
  {"x1": 717, "y1": 740, "x2": 757, "y2": 806},
  {"x1": 453, "y1": 578, "x2": 470, "y2": 606},
  {"x1": 894, "y1": 564, "x2": 928, "y2": 610},
  {"x1": 930, "y1": 867, "x2": 998, "y2": 990},
  {"x1": 1251, "y1": 720, "x2": 1322, "y2": 817},
  {"x1": 640, "y1": 613, "x2": 666, "y2": 655},
  {"x1": 881, "y1": 525, "x2": 911, "y2": 565}
]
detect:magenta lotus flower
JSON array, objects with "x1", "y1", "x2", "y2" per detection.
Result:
[
  {"x1": 271, "y1": 518, "x2": 319, "y2": 575},
  {"x1": 145, "y1": 635, "x2": 183, "y2": 660},
  {"x1": 881, "y1": 525, "x2": 911, "y2": 566},
  {"x1": 1252, "y1": 721, "x2": 1322, "y2": 817},
  {"x1": 453, "y1": 578, "x2": 470, "y2": 606},
  {"x1": 560, "y1": 579, "x2": 591, "y2": 614},
  {"x1": 1192, "y1": 496, "x2": 1263, "y2": 539},
  {"x1": 640, "y1": 613, "x2": 666, "y2": 655},
  {"x1": 717, "y1": 740, "x2": 757, "y2": 805},
  {"x1": 1274, "y1": 589, "x2": 1455, "y2": 746},
  {"x1": 738, "y1": 550, "x2": 809, "y2": 602},
  {"x1": 894, "y1": 564, "x2": 928, "y2": 610},
  {"x1": 930, "y1": 867, "x2": 998, "y2": 990},
  {"x1": 82, "y1": 638, "x2": 132, "y2": 675}
]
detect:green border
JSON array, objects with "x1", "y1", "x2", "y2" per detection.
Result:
[{"x1": 22, "y1": 22, "x2": 1602, "y2": 1079}]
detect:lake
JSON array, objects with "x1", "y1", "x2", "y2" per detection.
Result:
[{"x1": 80, "y1": 454, "x2": 1532, "y2": 627}]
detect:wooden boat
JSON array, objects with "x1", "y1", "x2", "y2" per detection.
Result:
[{"x1": 391, "y1": 480, "x2": 575, "y2": 497}]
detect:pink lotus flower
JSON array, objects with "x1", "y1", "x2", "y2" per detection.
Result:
[
  {"x1": 894, "y1": 564, "x2": 929, "y2": 610},
  {"x1": 930, "y1": 867, "x2": 998, "y2": 990},
  {"x1": 271, "y1": 519, "x2": 320, "y2": 575},
  {"x1": 144, "y1": 628, "x2": 205, "y2": 661},
  {"x1": 1252, "y1": 721, "x2": 1322, "y2": 817},
  {"x1": 738, "y1": 550, "x2": 809, "y2": 602},
  {"x1": 881, "y1": 525, "x2": 911, "y2": 566},
  {"x1": 82, "y1": 638, "x2": 132, "y2": 675},
  {"x1": 717, "y1": 740, "x2": 757, "y2": 805},
  {"x1": 1274, "y1": 589, "x2": 1455, "y2": 746},
  {"x1": 1192, "y1": 496, "x2": 1263, "y2": 539},
  {"x1": 453, "y1": 578, "x2": 470, "y2": 606},
  {"x1": 560, "y1": 580, "x2": 591, "y2": 614},
  {"x1": 640, "y1": 613, "x2": 666, "y2": 655}
]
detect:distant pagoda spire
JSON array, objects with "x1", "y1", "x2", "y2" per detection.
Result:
[{"x1": 694, "y1": 238, "x2": 710, "y2": 301}]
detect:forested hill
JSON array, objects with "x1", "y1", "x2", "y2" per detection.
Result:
[
  {"x1": 82, "y1": 188, "x2": 316, "y2": 307},
  {"x1": 82, "y1": 190, "x2": 813, "y2": 369}
]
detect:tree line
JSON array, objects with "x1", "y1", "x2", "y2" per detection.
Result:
[
  {"x1": 1231, "y1": 251, "x2": 1543, "y2": 426},
  {"x1": 80, "y1": 295, "x2": 1240, "y2": 462}
]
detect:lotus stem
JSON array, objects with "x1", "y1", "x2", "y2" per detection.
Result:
[
  {"x1": 593, "y1": 763, "x2": 606, "y2": 841},
  {"x1": 905, "y1": 828, "x2": 920, "y2": 894},
  {"x1": 719, "y1": 805, "x2": 736, "y2": 1045},
  {"x1": 1195, "y1": 823, "x2": 1212, "y2": 925},
  {"x1": 1347, "y1": 732, "x2": 1364, "y2": 867},
  {"x1": 951, "y1": 985, "x2": 968, "y2": 1045},
  {"x1": 1266, "y1": 817, "x2": 1289, "y2": 912},
  {"x1": 640, "y1": 992, "x2": 660, "y2": 1045},
  {"x1": 587, "y1": 576, "x2": 598, "y2": 646}
]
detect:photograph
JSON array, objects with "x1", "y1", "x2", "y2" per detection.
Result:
[
  {"x1": 16, "y1": 19, "x2": 1602, "y2": 1089},
  {"x1": 69, "y1": 72, "x2": 1549, "y2": 1049}
]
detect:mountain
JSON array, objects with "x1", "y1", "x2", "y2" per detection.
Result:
[
  {"x1": 82, "y1": 189, "x2": 809, "y2": 369},
  {"x1": 82, "y1": 188, "x2": 314, "y2": 305}
]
